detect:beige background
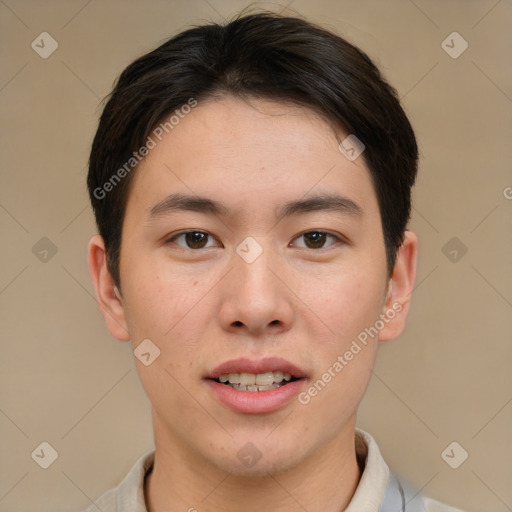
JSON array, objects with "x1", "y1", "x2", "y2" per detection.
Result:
[{"x1": 1, "y1": 0, "x2": 511, "y2": 511}]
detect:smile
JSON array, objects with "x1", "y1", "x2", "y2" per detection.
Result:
[
  {"x1": 206, "y1": 357, "x2": 308, "y2": 414},
  {"x1": 215, "y1": 371, "x2": 296, "y2": 391}
]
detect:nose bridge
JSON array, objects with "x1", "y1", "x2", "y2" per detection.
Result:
[
  {"x1": 218, "y1": 235, "x2": 294, "y2": 334},
  {"x1": 234, "y1": 238, "x2": 279, "y2": 305}
]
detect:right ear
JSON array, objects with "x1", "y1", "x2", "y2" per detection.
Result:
[{"x1": 87, "y1": 234, "x2": 130, "y2": 342}]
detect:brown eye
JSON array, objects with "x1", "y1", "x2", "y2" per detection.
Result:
[
  {"x1": 168, "y1": 231, "x2": 216, "y2": 249},
  {"x1": 293, "y1": 231, "x2": 339, "y2": 249}
]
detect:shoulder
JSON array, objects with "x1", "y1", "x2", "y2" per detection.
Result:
[
  {"x1": 80, "y1": 488, "x2": 117, "y2": 512},
  {"x1": 386, "y1": 472, "x2": 467, "y2": 512},
  {"x1": 394, "y1": 468, "x2": 467, "y2": 512},
  {"x1": 420, "y1": 496, "x2": 468, "y2": 512},
  {"x1": 355, "y1": 428, "x2": 466, "y2": 512},
  {"x1": 396, "y1": 470, "x2": 467, "y2": 512},
  {"x1": 75, "y1": 449, "x2": 155, "y2": 512}
]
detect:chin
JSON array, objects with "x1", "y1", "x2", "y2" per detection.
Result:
[
  {"x1": 215, "y1": 451, "x2": 303, "y2": 478},
  {"x1": 208, "y1": 436, "x2": 310, "y2": 478}
]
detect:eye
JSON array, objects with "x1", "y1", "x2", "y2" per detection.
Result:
[
  {"x1": 166, "y1": 230, "x2": 343, "y2": 251},
  {"x1": 291, "y1": 231, "x2": 341, "y2": 249},
  {"x1": 166, "y1": 231, "x2": 220, "y2": 250}
]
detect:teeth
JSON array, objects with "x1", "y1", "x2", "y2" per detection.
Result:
[
  {"x1": 273, "y1": 371, "x2": 284, "y2": 382},
  {"x1": 218, "y1": 371, "x2": 295, "y2": 386},
  {"x1": 239, "y1": 372, "x2": 256, "y2": 386},
  {"x1": 228, "y1": 382, "x2": 282, "y2": 392},
  {"x1": 228, "y1": 373, "x2": 240, "y2": 384},
  {"x1": 255, "y1": 372, "x2": 274, "y2": 386}
]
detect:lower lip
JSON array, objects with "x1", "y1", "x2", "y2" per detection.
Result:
[{"x1": 205, "y1": 379, "x2": 306, "y2": 414}]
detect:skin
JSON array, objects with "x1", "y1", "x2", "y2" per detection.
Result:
[{"x1": 88, "y1": 95, "x2": 418, "y2": 512}]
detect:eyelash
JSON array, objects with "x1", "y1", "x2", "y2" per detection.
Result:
[{"x1": 165, "y1": 230, "x2": 344, "y2": 251}]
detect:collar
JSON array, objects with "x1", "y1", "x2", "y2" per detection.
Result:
[{"x1": 92, "y1": 428, "x2": 422, "y2": 511}]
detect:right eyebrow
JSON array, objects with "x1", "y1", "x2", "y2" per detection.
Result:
[
  {"x1": 148, "y1": 191, "x2": 364, "y2": 221},
  {"x1": 149, "y1": 193, "x2": 231, "y2": 218}
]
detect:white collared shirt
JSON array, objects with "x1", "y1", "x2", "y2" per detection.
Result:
[{"x1": 80, "y1": 428, "x2": 465, "y2": 512}]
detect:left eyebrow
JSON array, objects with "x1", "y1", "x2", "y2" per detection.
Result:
[
  {"x1": 148, "y1": 192, "x2": 363, "y2": 220},
  {"x1": 275, "y1": 192, "x2": 363, "y2": 221}
]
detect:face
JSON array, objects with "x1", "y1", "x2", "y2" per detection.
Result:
[{"x1": 90, "y1": 95, "x2": 415, "y2": 477}]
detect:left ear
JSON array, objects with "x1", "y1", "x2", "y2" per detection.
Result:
[{"x1": 378, "y1": 230, "x2": 418, "y2": 342}]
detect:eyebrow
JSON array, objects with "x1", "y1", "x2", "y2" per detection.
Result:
[{"x1": 148, "y1": 192, "x2": 363, "y2": 221}]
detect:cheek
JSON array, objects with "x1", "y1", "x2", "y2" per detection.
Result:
[
  {"x1": 296, "y1": 263, "x2": 384, "y2": 411},
  {"x1": 122, "y1": 256, "x2": 194, "y2": 335},
  {"x1": 121, "y1": 258, "x2": 215, "y2": 386},
  {"x1": 122, "y1": 267, "x2": 204, "y2": 410},
  {"x1": 301, "y1": 262, "x2": 386, "y2": 345},
  {"x1": 298, "y1": 284, "x2": 380, "y2": 436}
]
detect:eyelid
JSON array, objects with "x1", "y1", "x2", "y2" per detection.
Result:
[
  {"x1": 165, "y1": 229, "x2": 345, "y2": 250},
  {"x1": 165, "y1": 230, "x2": 221, "y2": 249},
  {"x1": 290, "y1": 230, "x2": 343, "y2": 249}
]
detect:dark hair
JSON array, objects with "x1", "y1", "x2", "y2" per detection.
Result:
[{"x1": 87, "y1": 11, "x2": 418, "y2": 290}]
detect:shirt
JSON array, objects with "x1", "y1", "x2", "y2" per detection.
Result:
[{"x1": 81, "y1": 428, "x2": 465, "y2": 512}]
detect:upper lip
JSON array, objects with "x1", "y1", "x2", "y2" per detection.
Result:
[{"x1": 206, "y1": 357, "x2": 307, "y2": 380}]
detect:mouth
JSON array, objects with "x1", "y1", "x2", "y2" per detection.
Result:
[
  {"x1": 205, "y1": 357, "x2": 307, "y2": 414},
  {"x1": 213, "y1": 371, "x2": 299, "y2": 392}
]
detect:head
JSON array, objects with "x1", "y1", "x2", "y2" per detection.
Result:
[{"x1": 87, "y1": 12, "x2": 418, "y2": 476}]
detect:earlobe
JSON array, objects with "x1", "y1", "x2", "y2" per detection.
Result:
[
  {"x1": 378, "y1": 230, "x2": 418, "y2": 342},
  {"x1": 87, "y1": 235, "x2": 130, "y2": 342}
]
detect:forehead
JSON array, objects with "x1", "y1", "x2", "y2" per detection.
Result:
[{"x1": 126, "y1": 96, "x2": 379, "y2": 222}]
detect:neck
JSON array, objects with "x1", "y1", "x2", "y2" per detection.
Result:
[{"x1": 145, "y1": 412, "x2": 362, "y2": 512}]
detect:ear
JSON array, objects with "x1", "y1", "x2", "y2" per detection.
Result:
[
  {"x1": 87, "y1": 234, "x2": 130, "y2": 342},
  {"x1": 378, "y1": 230, "x2": 418, "y2": 342}
]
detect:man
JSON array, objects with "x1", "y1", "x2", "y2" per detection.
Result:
[{"x1": 86, "y1": 11, "x2": 464, "y2": 512}]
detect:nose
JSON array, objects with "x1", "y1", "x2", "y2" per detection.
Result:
[{"x1": 217, "y1": 243, "x2": 295, "y2": 337}]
